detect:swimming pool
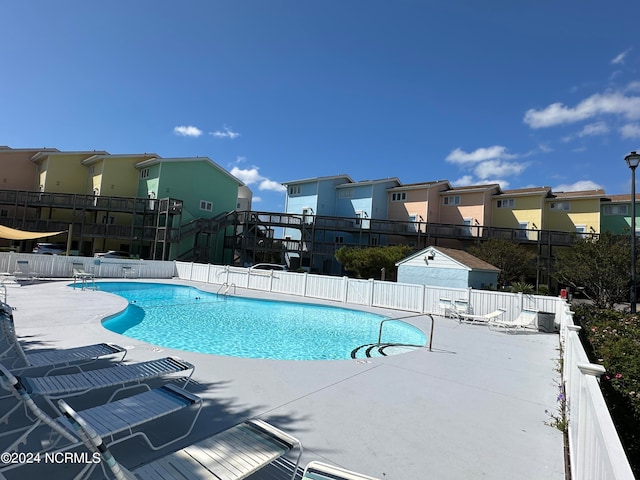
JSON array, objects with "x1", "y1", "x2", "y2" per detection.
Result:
[{"x1": 97, "y1": 282, "x2": 426, "y2": 360}]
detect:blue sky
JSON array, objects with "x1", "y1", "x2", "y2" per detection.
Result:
[{"x1": 2, "y1": 1, "x2": 640, "y2": 212}]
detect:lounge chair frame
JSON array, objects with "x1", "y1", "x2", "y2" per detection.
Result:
[
  {"x1": 458, "y1": 308, "x2": 507, "y2": 324},
  {"x1": 488, "y1": 308, "x2": 539, "y2": 333},
  {"x1": 0, "y1": 368, "x2": 202, "y2": 478},
  {"x1": 302, "y1": 461, "x2": 381, "y2": 480},
  {"x1": 58, "y1": 404, "x2": 302, "y2": 480},
  {"x1": 0, "y1": 356, "x2": 194, "y2": 426},
  {"x1": 0, "y1": 302, "x2": 126, "y2": 374}
]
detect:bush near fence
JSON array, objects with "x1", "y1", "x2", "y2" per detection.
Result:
[{"x1": 572, "y1": 304, "x2": 640, "y2": 478}]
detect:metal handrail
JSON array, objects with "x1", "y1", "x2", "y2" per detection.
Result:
[
  {"x1": 377, "y1": 313, "x2": 434, "y2": 352},
  {"x1": 217, "y1": 282, "x2": 236, "y2": 296}
]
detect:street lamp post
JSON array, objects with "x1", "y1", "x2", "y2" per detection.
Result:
[{"x1": 625, "y1": 151, "x2": 640, "y2": 313}]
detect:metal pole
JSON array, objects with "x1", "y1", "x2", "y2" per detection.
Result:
[{"x1": 632, "y1": 166, "x2": 637, "y2": 313}]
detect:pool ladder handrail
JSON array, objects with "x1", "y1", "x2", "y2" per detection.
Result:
[
  {"x1": 377, "y1": 314, "x2": 434, "y2": 352},
  {"x1": 217, "y1": 282, "x2": 237, "y2": 296}
]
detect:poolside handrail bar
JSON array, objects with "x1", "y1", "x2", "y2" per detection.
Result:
[
  {"x1": 217, "y1": 282, "x2": 236, "y2": 296},
  {"x1": 377, "y1": 314, "x2": 434, "y2": 352}
]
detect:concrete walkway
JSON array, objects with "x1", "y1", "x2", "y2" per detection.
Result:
[{"x1": 0, "y1": 279, "x2": 565, "y2": 479}]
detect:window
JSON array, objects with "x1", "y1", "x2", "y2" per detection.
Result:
[
  {"x1": 392, "y1": 192, "x2": 406, "y2": 201},
  {"x1": 335, "y1": 236, "x2": 344, "y2": 244},
  {"x1": 370, "y1": 237, "x2": 379, "y2": 246},
  {"x1": 101, "y1": 215, "x2": 115, "y2": 225},
  {"x1": 443, "y1": 195, "x2": 460, "y2": 205},
  {"x1": 199, "y1": 200, "x2": 213, "y2": 212},
  {"x1": 288, "y1": 185, "x2": 301, "y2": 196},
  {"x1": 550, "y1": 202, "x2": 570, "y2": 211},
  {"x1": 0, "y1": 209, "x2": 7, "y2": 217},
  {"x1": 497, "y1": 198, "x2": 515, "y2": 208},
  {"x1": 575, "y1": 225, "x2": 587, "y2": 238},
  {"x1": 603, "y1": 205, "x2": 629, "y2": 215},
  {"x1": 140, "y1": 168, "x2": 150, "y2": 179},
  {"x1": 339, "y1": 188, "x2": 354, "y2": 198}
]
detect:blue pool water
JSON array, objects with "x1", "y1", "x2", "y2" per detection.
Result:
[{"x1": 97, "y1": 282, "x2": 426, "y2": 360}]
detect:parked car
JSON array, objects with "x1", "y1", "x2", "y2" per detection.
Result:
[
  {"x1": 94, "y1": 250, "x2": 132, "y2": 259},
  {"x1": 32, "y1": 243, "x2": 67, "y2": 255},
  {"x1": 249, "y1": 263, "x2": 288, "y2": 271}
]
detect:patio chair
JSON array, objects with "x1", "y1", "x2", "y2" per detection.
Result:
[
  {"x1": 439, "y1": 298, "x2": 456, "y2": 318},
  {"x1": 0, "y1": 303, "x2": 126, "y2": 373},
  {"x1": 72, "y1": 262, "x2": 96, "y2": 290},
  {"x1": 458, "y1": 308, "x2": 507, "y2": 325},
  {"x1": 488, "y1": 308, "x2": 539, "y2": 333},
  {"x1": 12, "y1": 260, "x2": 41, "y2": 282},
  {"x1": 0, "y1": 356, "x2": 194, "y2": 426},
  {"x1": 58, "y1": 403, "x2": 302, "y2": 480},
  {"x1": 0, "y1": 365, "x2": 202, "y2": 472},
  {"x1": 302, "y1": 461, "x2": 381, "y2": 480}
]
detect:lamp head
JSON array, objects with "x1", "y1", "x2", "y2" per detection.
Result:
[{"x1": 625, "y1": 151, "x2": 640, "y2": 169}]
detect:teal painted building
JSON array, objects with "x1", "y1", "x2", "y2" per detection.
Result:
[
  {"x1": 600, "y1": 194, "x2": 640, "y2": 235},
  {"x1": 136, "y1": 157, "x2": 244, "y2": 262}
]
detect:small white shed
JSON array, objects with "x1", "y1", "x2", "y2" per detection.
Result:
[{"x1": 396, "y1": 246, "x2": 499, "y2": 289}]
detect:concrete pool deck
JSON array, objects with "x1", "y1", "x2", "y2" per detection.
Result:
[{"x1": 0, "y1": 279, "x2": 566, "y2": 479}]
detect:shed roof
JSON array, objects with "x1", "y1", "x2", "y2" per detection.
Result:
[{"x1": 396, "y1": 246, "x2": 500, "y2": 272}]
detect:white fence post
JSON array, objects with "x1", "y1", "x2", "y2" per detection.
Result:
[
  {"x1": 303, "y1": 272, "x2": 309, "y2": 297},
  {"x1": 369, "y1": 278, "x2": 375, "y2": 306},
  {"x1": 342, "y1": 276, "x2": 348, "y2": 303}
]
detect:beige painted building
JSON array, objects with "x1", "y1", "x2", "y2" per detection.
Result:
[
  {"x1": 0, "y1": 146, "x2": 59, "y2": 191},
  {"x1": 438, "y1": 184, "x2": 501, "y2": 236},
  {"x1": 387, "y1": 180, "x2": 451, "y2": 226}
]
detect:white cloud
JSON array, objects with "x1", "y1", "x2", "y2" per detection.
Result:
[
  {"x1": 445, "y1": 145, "x2": 515, "y2": 164},
  {"x1": 230, "y1": 166, "x2": 262, "y2": 185},
  {"x1": 452, "y1": 175, "x2": 474, "y2": 186},
  {"x1": 523, "y1": 92, "x2": 640, "y2": 128},
  {"x1": 611, "y1": 48, "x2": 631, "y2": 65},
  {"x1": 452, "y1": 175, "x2": 509, "y2": 189},
  {"x1": 173, "y1": 125, "x2": 203, "y2": 137},
  {"x1": 621, "y1": 123, "x2": 640, "y2": 139},
  {"x1": 210, "y1": 126, "x2": 240, "y2": 139},
  {"x1": 230, "y1": 166, "x2": 286, "y2": 193},
  {"x1": 474, "y1": 160, "x2": 527, "y2": 179},
  {"x1": 259, "y1": 179, "x2": 286, "y2": 192},
  {"x1": 253, "y1": 196, "x2": 262, "y2": 203},
  {"x1": 553, "y1": 180, "x2": 603, "y2": 192},
  {"x1": 626, "y1": 81, "x2": 640, "y2": 93},
  {"x1": 577, "y1": 121, "x2": 609, "y2": 137}
]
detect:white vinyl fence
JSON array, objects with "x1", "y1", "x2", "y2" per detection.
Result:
[
  {"x1": 175, "y1": 263, "x2": 567, "y2": 322},
  {"x1": 0, "y1": 252, "x2": 176, "y2": 279},
  {"x1": 0, "y1": 252, "x2": 632, "y2": 479},
  {"x1": 176, "y1": 262, "x2": 634, "y2": 479}
]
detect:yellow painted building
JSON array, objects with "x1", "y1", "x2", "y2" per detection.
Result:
[
  {"x1": 544, "y1": 190, "x2": 604, "y2": 235},
  {"x1": 82, "y1": 153, "x2": 157, "y2": 199},
  {"x1": 492, "y1": 187, "x2": 551, "y2": 238},
  {"x1": 31, "y1": 150, "x2": 108, "y2": 194}
]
